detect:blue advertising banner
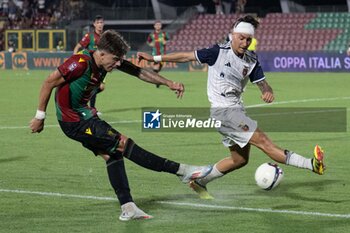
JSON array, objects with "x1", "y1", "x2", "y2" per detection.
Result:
[
  {"x1": 258, "y1": 52, "x2": 350, "y2": 72},
  {"x1": 1, "y1": 51, "x2": 349, "y2": 72},
  {"x1": 0, "y1": 51, "x2": 191, "y2": 71}
]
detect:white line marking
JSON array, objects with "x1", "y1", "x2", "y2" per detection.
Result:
[
  {"x1": 158, "y1": 201, "x2": 350, "y2": 219},
  {"x1": 0, "y1": 188, "x2": 116, "y2": 201},
  {"x1": 250, "y1": 108, "x2": 344, "y2": 117},
  {"x1": 1, "y1": 188, "x2": 349, "y2": 219},
  {"x1": 0, "y1": 120, "x2": 141, "y2": 130},
  {"x1": 1, "y1": 96, "x2": 350, "y2": 130},
  {"x1": 246, "y1": 96, "x2": 350, "y2": 108}
]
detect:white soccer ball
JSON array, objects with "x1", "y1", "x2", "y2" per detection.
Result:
[{"x1": 255, "y1": 163, "x2": 284, "y2": 190}]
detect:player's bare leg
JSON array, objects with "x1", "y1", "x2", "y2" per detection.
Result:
[
  {"x1": 152, "y1": 62, "x2": 163, "y2": 88},
  {"x1": 191, "y1": 144, "x2": 250, "y2": 199},
  {"x1": 250, "y1": 128, "x2": 325, "y2": 173}
]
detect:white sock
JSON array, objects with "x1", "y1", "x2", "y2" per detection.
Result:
[
  {"x1": 176, "y1": 164, "x2": 185, "y2": 175},
  {"x1": 196, "y1": 164, "x2": 224, "y2": 186},
  {"x1": 285, "y1": 151, "x2": 312, "y2": 170},
  {"x1": 176, "y1": 164, "x2": 205, "y2": 175}
]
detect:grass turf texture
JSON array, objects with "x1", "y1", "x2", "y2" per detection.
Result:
[{"x1": 0, "y1": 70, "x2": 349, "y2": 233}]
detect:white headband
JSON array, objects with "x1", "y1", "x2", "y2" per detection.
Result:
[{"x1": 233, "y1": 22, "x2": 255, "y2": 36}]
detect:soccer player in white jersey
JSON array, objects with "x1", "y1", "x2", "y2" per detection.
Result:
[{"x1": 137, "y1": 15, "x2": 325, "y2": 199}]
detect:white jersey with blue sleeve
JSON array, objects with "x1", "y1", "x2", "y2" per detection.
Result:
[{"x1": 195, "y1": 41, "x2": 265, "y2": 108}]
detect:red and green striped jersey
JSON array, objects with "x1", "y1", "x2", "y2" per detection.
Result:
[
  {"x1": 56, "y1": 50, "x2": 106, "y2": 122},
  {"x1": 79, "y1": 31, "x2": 101, "y2": 50},
  {"x1": 147, "y1": 31, "x2": 170, "y2": 55}
]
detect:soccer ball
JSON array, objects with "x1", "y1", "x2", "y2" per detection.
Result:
[{"x1": 255, "y1": 163, "x2": 284, "y2": 190}]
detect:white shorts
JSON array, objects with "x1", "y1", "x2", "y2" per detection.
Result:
[{"x1": 211, "y1": 107, "x2": 257, "y2": 148}]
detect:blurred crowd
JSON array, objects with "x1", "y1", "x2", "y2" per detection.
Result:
[
  {"x1": 0, "y1": 0, "x2": 84, "y2": 51},
  {"x1": 0, "y1": 0, "x2": 248, "y2": 51},
  {"x1": 197, "y1": 0, "x2": 247, "y2": 15}
]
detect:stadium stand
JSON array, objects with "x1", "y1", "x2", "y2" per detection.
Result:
[
  {"x1": 167, "y1": 12, "x2": 350, "y2": 53},
  {"x1": 0, "y1": 0, "x2": 76, "y2": 51},
  {"x1": 258, "y1": 13, "x2": 347, "y2": 52},
  {"x1": 167, "y1": 14, "x2": 245, "y2": 52},
  {"x1": 305, "y1": 12, "x2": 350, "y2": 52},
  {"x1": 1, "y1": 1, "x2": 349, "y2": 53}
]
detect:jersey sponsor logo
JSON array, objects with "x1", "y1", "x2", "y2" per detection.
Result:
[
  {"x1": 224, "y1": 62, "x2": 231, "y2": 67},
  {"x1": 239, "y1": 123, "x2": 249, "y2": 132},
  {"x1": 68, "y1": 62, "x2": 78, "y2": 71},
  {"x1": 143, "y1": 109, "x2": 162, "y2": 129},
  {"x1": 85, "y1": 127, "x2": 92, "y2": 135}
]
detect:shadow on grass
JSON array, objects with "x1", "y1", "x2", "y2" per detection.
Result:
[
  {"x1": 133, "y1": 179, "x2": 349, "y2": 210},
  {"x1": 0, "y1": 156, "x2": 28, "y2": 163},
  {"x1": 256, "y1": 179, "x2": 350, "y2": 204}
]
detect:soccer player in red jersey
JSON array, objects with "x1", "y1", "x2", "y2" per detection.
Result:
[
  {"x1": 147, "y1": 20, "x2": 170, "y2": 87},
  {"x1": 74, "y1": 15, "x2": 105, "y2": 115},
  {"x1": 30, "y1": 30, "x2": 212, "y2": 221},
  {"x1": 73, "y1": 15, "x2": 104, "y2": 53}
]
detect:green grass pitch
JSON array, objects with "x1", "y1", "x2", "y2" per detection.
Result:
[{"x1": 0, "y1": 70, "x2": 349, "y2": 233}]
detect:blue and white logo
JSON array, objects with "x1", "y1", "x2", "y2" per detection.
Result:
[{"x1": 143, "y1": 109, "x2": 162, "y2": 129}]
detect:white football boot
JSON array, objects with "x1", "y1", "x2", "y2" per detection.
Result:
[{"x1": 119, "y1": 202, "x2": 153, "y2": 221}]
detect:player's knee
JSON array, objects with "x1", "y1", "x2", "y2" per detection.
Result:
[
  {"x1": 99, "y1": 84, "x2": 105, "y2": 92},
  {"x1": 253, "y1": 131, "x2": 272, "y2": 151},
  {"x1": 104, "y1": 154, "x2": 123, "y2": 166},
  {"x1": 234, "y1": 156, "x2": 249, "y2": 168},
  {"x1": 117, "y1": 134, "x2": 129, "y2": 152},
  {"x1": 100, "y1": 154, "x2": 110, "y2": 161}
]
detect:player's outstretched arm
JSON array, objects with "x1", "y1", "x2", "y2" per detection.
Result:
[
  {"x1": 117, "y1": 60, "x2": 184, "y2": 98},
  {"x1": 73, "y1": 43, "x2": 82, "y2": 54},
  {"x1": 137, "y1": 51, "x2": 196, "y2": 63},
  {"x1": 30, "y1": 70, "x2": 65, "y2": 133},
  {"x1": 256, "y1": 80, "x2": 274, "y2": 103}
]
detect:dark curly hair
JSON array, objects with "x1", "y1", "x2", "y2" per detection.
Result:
[
  {"x1": 232, "y1": 15, "x2": 259, "y2": 30},
  {"x1": 97, "y1": 30, "x2": 130, "y2": 58}
]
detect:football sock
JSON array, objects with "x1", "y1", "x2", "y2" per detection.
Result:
[
  {"x1": 106, "y1": 158, "x2": 133, "y2": 205},
  {"x1": 123, "y1": 139, "x2": 180, "y2": 174},
  {"x1": 285, "y1": 150, "x2": 312, "y2": 170},
  {"x1": 196, "y1": 164, "x2": 224, "y2": 186}
]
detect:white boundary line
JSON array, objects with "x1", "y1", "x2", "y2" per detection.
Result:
[
  {"x1": 1, "y1": 96, "x2": 350, "y2": 130},
  {"x1": 0, "y1": 188, "x2": 116, "y2": 201},
  {"x1": 245, "y1": 96, "x2": 350, "y2": 108},
  {"x1": 158, "y1": 201, "x2": 350, "y2": 219},
  {"x1": 2, "y1": 97, "x2": 350, "y2": 219},
  {"x1": 0, "y1": 188, "x2": 349, "y2": 219},
  {"x1": 0, "y1": 120, "x2": 141, "y2": 130}
]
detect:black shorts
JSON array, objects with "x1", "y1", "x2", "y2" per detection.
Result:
[{"x1": 58, "y1": 116, "x2": 121, "y2": 156}]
